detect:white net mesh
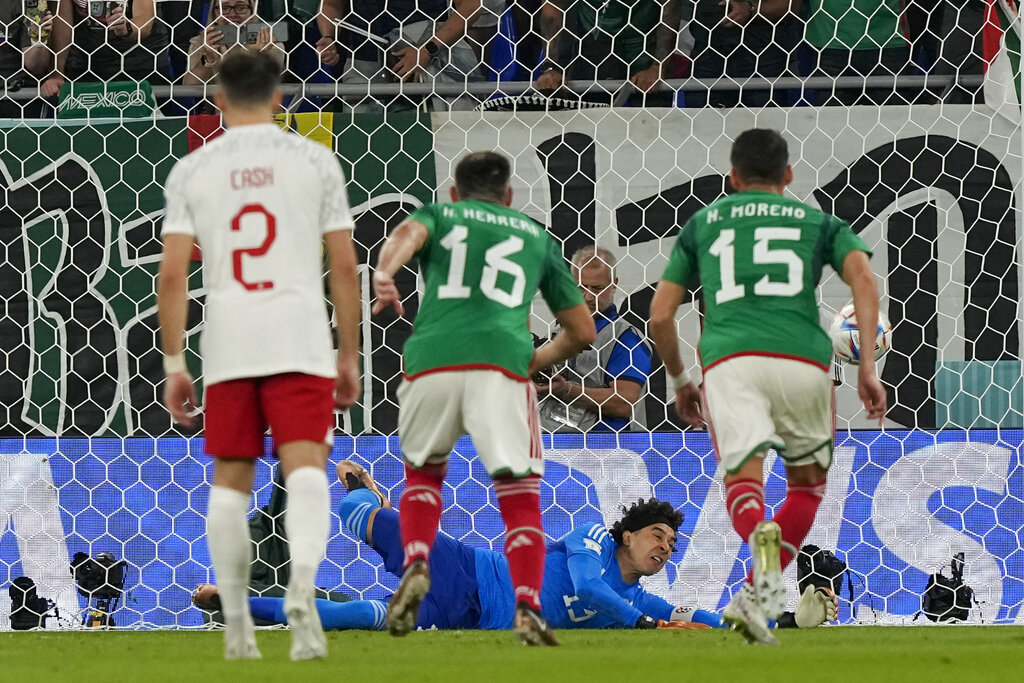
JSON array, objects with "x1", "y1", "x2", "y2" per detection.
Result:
[{"x1": 1, "y1": 0, "x2": 1022, "y2": 629}]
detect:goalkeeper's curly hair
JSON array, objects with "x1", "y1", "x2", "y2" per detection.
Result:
[{"x1": 609, "y1": 498, "x2": 684, "y2": 545}]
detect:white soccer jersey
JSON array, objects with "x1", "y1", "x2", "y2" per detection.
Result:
[{"x1": 161, "y1": 123, "x2": 354, "y2": 386}]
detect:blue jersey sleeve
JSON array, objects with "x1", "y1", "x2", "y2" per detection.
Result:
[
  {"x1": 604, "y1": 329, "x2": 652, "y2": 386},
  {"x1": 564, "y1": 524, "x2": 643, "y2": 627},
  {"x1": 634, "y1": 589, "x2": 674, "y2": 621}
]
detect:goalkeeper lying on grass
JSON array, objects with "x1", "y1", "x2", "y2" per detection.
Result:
[{"x1": 193, "y1": 461, "x2": 836, "y2": 633}]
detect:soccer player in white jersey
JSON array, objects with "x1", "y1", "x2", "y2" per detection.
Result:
[{"x1": 157, "y1": 50, "x2": 360, "y2": 661}]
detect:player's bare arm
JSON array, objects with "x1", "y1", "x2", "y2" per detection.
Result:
[
  {"x1": 841, "y1": 250, "x2": 887, "y2": 423},
  {"x1": 529, "y1": 303, "x2": 596, "y2": 375},
  {"x1": 649, "y1": 279, "x2": 703, "y2": 428},
  {"x1": 372, "y1": 219, "x2": 429, "y2": 316},
  {"x1": 326, "y1": 229, "x2": 361, "y2": 410},
  {"x1": 157, "y1": 233, "x2": 198, "y2": 428}
]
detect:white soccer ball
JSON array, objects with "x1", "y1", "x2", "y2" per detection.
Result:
[{"x1": 829, "y1": 304, "x2": 892, "y2": 364}]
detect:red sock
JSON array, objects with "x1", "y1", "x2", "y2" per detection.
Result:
[
  {"x1": 494, "y1": 475, "x2": 544, "y2": 612},
  {"x1": 773, "y1": 480, "x2": 826, "y2": 569},
  {"x1": 725, "y1": 478, "x2": 765, "y2": 542},
  {"x1": 398, "y1": 461, "x2": 447, "y2": 570}
]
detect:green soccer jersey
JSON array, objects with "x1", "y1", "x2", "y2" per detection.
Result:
[
  {"x1": 402, "y1": 200, "x2": 584, "y2": 379},
  {"x1": 804, "y1": 0, "x2": 906, "y2": 51},
  {"x1": 661, "y1": 190, "x2": 871, "y2": 370}
]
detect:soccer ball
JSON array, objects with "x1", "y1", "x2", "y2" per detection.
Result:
[{"x1": 829, "y1": 304, "x2": 892, "y2": 364}]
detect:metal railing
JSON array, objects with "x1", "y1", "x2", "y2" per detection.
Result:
[{"x1": 0, "y1": 73, "x2": 989, "y2": 106}]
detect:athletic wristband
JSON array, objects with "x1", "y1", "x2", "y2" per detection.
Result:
[
  {"x1": 163, "y1": 353, "x2": 186, "y2": 375},
  {"x1": 635, "y1": 615, "x2": 657, "y2": 629},
  {"x1": 668, "y1": 367, "x2": 691, "y2": 390}
]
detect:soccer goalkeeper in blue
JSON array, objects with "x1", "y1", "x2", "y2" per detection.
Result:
[{"x1": 193, "y1": 462, "x2": 836, "y2": 632}]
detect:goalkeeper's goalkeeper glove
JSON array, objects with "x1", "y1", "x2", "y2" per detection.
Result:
[
  {"x1": 794, "y1": 585, "x2": 839, "y2": 628},
  {"x1": 655, "y1": 619, "x2": 712, "y2": 630},
  {"x1": 635, "y1": 615, "x2": 658, "y2": 629}
]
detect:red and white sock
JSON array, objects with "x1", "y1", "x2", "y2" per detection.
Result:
[
  {"x1": 398, "y1": 460, "x2": 447, "y2": 570},
  {"x1": 494, "y1": 474, "x2": 545, "y2": 612},
  {"x1": 725, "y1": 477, "x2": 765, "y2": 542},
  {"x1": 773, "y1": 480, "x2": 826, "y2": 569}
]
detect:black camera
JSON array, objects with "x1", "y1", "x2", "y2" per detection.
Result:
[
  {"x1": 9, "y1": 576, "x2": 57, "y2": 630},
  {"x1": 797, "y1": 544, "x2": 849, "y2": 597},
  {"x1": 922, "y1": 552, "x2": 975, "y2": 622},
  {"x1": 71, "y1": 551, "x2": 126, "y2": 627}
]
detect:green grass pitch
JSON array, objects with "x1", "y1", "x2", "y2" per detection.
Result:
[{"x1": 3, "y1": 626, "x2": 1023, "y2": 682}]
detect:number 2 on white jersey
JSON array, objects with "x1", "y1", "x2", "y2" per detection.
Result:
[
  {"x1": 708, "y1": 227, "x2": 803, "y2": 304},
  {"x1": 438, "y1": 225, "x2": 526, "y2": 307},
  {"x1": 231, "y1": 203, "x2": 277, "y2": 291}
]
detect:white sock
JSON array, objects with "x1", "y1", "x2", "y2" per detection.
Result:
[
  {"x1": 284, "y1": 466, "x2": 330, "y2": 595},
  {"x1": 207, "y1": 486, "x2": 254, "y2": 636}
]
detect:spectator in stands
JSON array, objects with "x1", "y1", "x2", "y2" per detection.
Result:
[
  {"x1": 795, "y1": 0, "x2": 918, "y2": 105},
  {"x1": 687, "y1": 0, "x2": 801, "y2": 108},
  {"x1": 0, "y1": 0, "x2": 54, "y2": 114},
  {"x1": 41, "y1": 0, "x2": 172, "y2": 97},
  {"x1": 183, "y1": 0, "x2": 285, "y2": 85},
  {"x1": 535, "y1": 246, "x2": 653, "y2": 433},
  {"x1": 314, "y1": 0, "x2": 488, "y2": 83},
  {"x1": 534, "y1": 0, "x2": 681, "y2": 104}
]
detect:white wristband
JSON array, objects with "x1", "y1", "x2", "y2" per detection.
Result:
[
  {"x1": 668, "y1": 367, "x2": 691, "y2": 390},
  {"x1": 163, "y1": 353, "x2": 186, "y2": 375}
]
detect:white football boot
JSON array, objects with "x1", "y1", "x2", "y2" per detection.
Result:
[
  {"x1": 285, "y1": 588, "x2": 327, "y2": 661},
  {"x1": 723, "y1": 583, "x2": 778, "y2": 645},
  {"x1": 750, "y1": 520, "x2": 786, "y2": 620},
  {"x1": 386, "y1": 558, "x2": 430, "y2": 637}
]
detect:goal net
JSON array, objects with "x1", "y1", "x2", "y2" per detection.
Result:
[{"x1": 0, "y1": 1, "x2": 1022, "y2": 628}]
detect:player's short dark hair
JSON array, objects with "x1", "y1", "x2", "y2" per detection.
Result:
[
  {"x1": 730, "y1": 128, "x2": 789, "y2": 185},
  {"x1": 609, "y1": 498, "x2": 684, "y2": 545},
  {"x1": 454, "y1": 151, "x2": 511, "y2": 202},
  {"x1": 216, "y1": 50, "x2": 282, "y2": 108}
]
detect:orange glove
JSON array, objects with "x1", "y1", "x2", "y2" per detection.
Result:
[{"x1": 656, "y1": 619, "x2": 713, "y2": 630}]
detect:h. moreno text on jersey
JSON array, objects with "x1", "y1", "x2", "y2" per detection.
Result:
[
  {"x1": 443, "y1": 205, "x2": 540, "y2": 237},
  {"x1": 231, "y1": 167, "x2": 275, "y2": 190},
  {"x1": 707, "y1": 203, "x2": 807, "y2": 222}
]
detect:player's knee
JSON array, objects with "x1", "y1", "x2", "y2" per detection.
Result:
[{"x1": 785, "y1": 463, "x2": 827, "y2": 488}]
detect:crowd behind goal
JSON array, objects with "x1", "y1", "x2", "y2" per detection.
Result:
[{"x1": 0, "y1": 0, "x2": 1006, "y2": 114}]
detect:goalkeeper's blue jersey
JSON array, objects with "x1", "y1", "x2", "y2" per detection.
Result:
[{"x1": 474, "y1": 522, "x2": 675, "y2": 629}]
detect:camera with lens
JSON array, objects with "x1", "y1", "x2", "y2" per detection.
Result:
[
  {"x1": 9, "y1": 576, "x2": 57, "y2": 630},
  {"x1": 797, "y1": 544, "x2": 849, "y2": 596},
  {"x1": 921, "y1": 552, "x2": 975, "y2": 622},
  {"x1": 71, "y1": 551, "x2": 126, "y2": 627}
]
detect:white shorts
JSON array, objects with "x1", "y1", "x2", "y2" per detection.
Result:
[
  {"x1": 397, "y1": 369, "x2": 544, "y2": 477},
  {"x1": 702, "y1": 355, "x2": 834, "y2": 474}
]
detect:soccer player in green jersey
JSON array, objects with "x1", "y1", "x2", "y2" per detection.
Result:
[
  {"x1": 371, "y1": 151, "x2": 596, "y2": 646},
  {"x1": 649, "y1": 129, "x2": 886, "y2": 644}
]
